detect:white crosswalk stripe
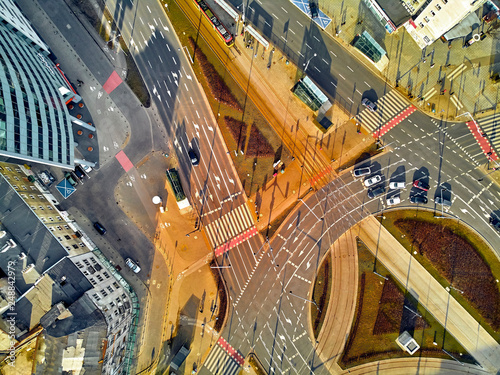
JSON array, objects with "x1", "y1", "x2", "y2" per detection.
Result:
[
  {"x1": 448, "y1": 63, "x2": 467, "y2": 81},
  {"x1": 356, "y1": 90, "x2": 409, "y2": 134},
  {"x1": 476, "y1": 114, "x2": 500, "y2": 156},
  {"x1": 450, "y1": 94, "x2": 463, "y2": 109},
  {"x1": 204, "y1": 204, "x2": 254, "y2": 248},
  {"x1": 203, "y1": 345, "x2": 241, "y2": 375},
  {"x1": 422, "y1": 86, "x2": 437, "y2": 101}
]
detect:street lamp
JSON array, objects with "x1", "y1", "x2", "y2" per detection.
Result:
[
  {"x1": 303, "y1": 53, "x2": 317, "y2": 73},
  {"x1": 289, "y1": 290, "x2": 320, "y2": 312},
  {"x1": 298, "y1": 198, "x2": 324, "y2": 221}
]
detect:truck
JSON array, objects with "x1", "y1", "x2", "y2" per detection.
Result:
[{"x1": 170, "y1": 346, "x2": 190, "y2": 372}]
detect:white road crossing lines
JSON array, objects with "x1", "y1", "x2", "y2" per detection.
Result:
[
  {"x1": 450, "y1": 94, "x2": 464, "y2": 109},
  {"x1": 422, "y1": 86, "x2": 438, "y2": 101},
  {"x1": 448, "y1": 63, "x2": 467, "y2": 81},
  {"x1": 205, "y1": 204, "x2": 255, "y2": 249},
  {"x1": 476, "y1": 113, "x2": 500, "y2": 157},
  {"x1": 294, "y1": 274, "x2": 311, "y2": 284},
  {"x1": 355, "y1": 90, "x2": 410, "y2": 134},
  {"x1": 203, "y1": 338, "x2": 243, "y2": 375}
]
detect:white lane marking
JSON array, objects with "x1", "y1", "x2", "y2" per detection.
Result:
[
  {"x1": 289, "y1": 28, "x2": 295, "y2": 35},
  {"x1": 339, "y1": 73, "x2": 345, "y2": 80},
  {"x1": 272, "y1": 13, "x2": 279, "y2": 20},
  {"x1": 322, "y1": 58, "x2": 328, "y2": 64},
  {"x1": 313, "y1": 36, "x2": 320, "y2": 42},
  {"x1": 331, "y1": 81, "x2": 337, "y2": 87},
  {"x1": 297, "y1": 20, "x2": 303, "y2": 27},
  {"x1": 158, "y1": 55, "x2": 163, "y2": 63},
  {"x1": 281, "y1": 6, "x2": 288, "y2": 13},
  {"x1": 147, "y1": 5, "x2": 151, "y2": 13},
  {"x1": 329, "y1": 50, "x2": 337, "y2": 57},
  {"x1": 172, "y1": 56, "x2": 177, "y2": 64},
  {"x1": 347, "y1": 66, "x2": 354, "y2": 72},
  {"x1": 348, "y1": 97, "x2": 354, "y2": 103}
]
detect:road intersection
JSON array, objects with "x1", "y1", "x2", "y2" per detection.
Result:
[{"x1": 20, "y1": 0, "x2": 500, "y2": 373}]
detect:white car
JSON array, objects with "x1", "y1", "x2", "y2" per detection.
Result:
[
  {"x1": 389, "y1": 181, "x2": 405, "y2": 189},
  {"x1": 387, "y1": 196, "x2": 401, "y2": 206},
  {"x1": 125, "y1": 258, "x2": 141, "y2": 273},
  {"x1": 364, "y1": 175, "x2": 381, "y2": 187}
]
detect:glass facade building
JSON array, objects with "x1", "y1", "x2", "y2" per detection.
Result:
[{"x1": 0, "y1": 0, "x2": 78, "y2": 169}]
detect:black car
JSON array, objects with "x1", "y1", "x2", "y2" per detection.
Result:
[
  {"x1": 74, "y1": 166, "x2": 85, "y2": 180},
  {"x1": 93, "y1": 222, "x2": 107, "y2": 235},
  {"x1": 309, "y1": 1, "x2": 319, "y2": 18},
  {"x1": 353, "y1": 166, "x2": 371, "y2": 177},
  {"x1": 410, "y1": 195, "x2": 428, "y2": 204},
  {"x1": 435, "y1": 196, "x2": 451, "y2": 207},
  {"x1": 368, "y1": 186, "x2": 385, "y2": 199},
  {"x1": 490, "y1": 217, "x2": 500, "y2": 231},
  {"x1": 188, "y1": 149, "x2": 199, "y2": 166}
]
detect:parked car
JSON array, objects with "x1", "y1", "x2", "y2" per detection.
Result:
[
  {"x1": 188, "y1": 149, "x2": 199, "y2": 166},
  {"x1": 364, "y1": 174, "x2": 381, "y2": 187},
  {"x1": 410, "y1": 195, "x2": 428, "y2": 204},
  {"x1": 74, "y1": 166, "x2": 85, "y2": 180},
  {"x1": 82, "y1": 164, "x2": 93, "y2": 174},
  {"x1": 389, "y1": 181, "x2": 405, "y2": 189},
  {"x1": 489, "y1": 216, "x2": 500, "y2": 231},
  {"x1": 413, "y1": 179, "x2": 430, "y2": 191},
  {"x1": 65, "y1": 172, "x2": 78, "y2": 187},
  {"x1": 387, "y1": 196, "x2": 401, "y2": 206},
  {"x1": 125, "y1": 258, "x2": 141, "y2": 273},
  {"x1": 309, "y1": 1, "x2": 319, "y2": 18},
  {"x1": 93, "y1": 222, "x2": 107, "y2": 235},
  {"x1": 435, "y1": 196, "x2": 452, "y2": 207},
  {"x1": 361, "y1": 98, "x2": 377, "y2": 112},
  {"x1": 483, "y1": 10, "x2": 498, "y2": 23},
  {"x1": 353, "y1": 166, "x2": 371, "y2": 177},
  {"x1": 368, "y1": 186, "x2": 385, "y2": 199}
]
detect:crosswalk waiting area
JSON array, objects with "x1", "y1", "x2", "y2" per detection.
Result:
[
  {"x1": 477, "y1": 113, "x2": 500, "y2": 161},
  {"x1": 356, "y1": 90, "x2": 415, "y2": 137},
  {"x1": 202, "y1": 337, "x2": 244, "y2": 375},
  {"x1": 204, "y1": 203, "x2": 256, "y2": 250}
]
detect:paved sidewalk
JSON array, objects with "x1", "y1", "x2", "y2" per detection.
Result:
[
  {"x1": 356, "y1": 215, "x2": 500, "y2": 372},
  {"x1": 317, "y1": 0, "x2": 498, "y2": 120}
]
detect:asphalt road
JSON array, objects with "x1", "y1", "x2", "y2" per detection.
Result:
[{"x1": 226, "y1": 0, "x2": 388, "y2": 116}]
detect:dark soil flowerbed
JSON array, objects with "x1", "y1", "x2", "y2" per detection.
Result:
[
  {"x1": 395, "y1": 218, "x2": 500, "y2": 331},
  {"x1": 188, "y1": 38, "x2": 242, "y2": 111},
  {"x1": 225, "y1": 116, "x2": 274, "y2": 157}
]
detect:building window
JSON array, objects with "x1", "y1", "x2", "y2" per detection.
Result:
[
  {"x1": 424, "y1": 16, "x2": 430, "y2": 22},
  {"x1": 107, "y1": 286, "x2": 113, "y2": 293},
  {"x1": 430, "y1": 11, "x2": 435, "y2": 16},
  {"x1": 101, "y1": 289, "x2": 108, "y2": 297},
  {"x1": 103, "y1": 272, "x2": 110, "y2": 279},
  {"x1": 76, "y1": 262, "x2": 83, "y2": 268},
  {"x1": 419, "y1": 22, "x2": 424, "y2": 28},
  {"x1": 96, "y1": 274, "x2": 103, "y2": 282},
  {"x1": 79, "y1": 243, "x2": 85, "y2": 247},
  {"x1": 39, "y1": 206, "x2": 44, "y2": 210},
  {"x1": 90, "y1": 278, "x2": 97, "y2": 285},
  {"x1": 72, "y1": 244, "x2": 79, "y2": 249},
  {"x1": 113, "y1": 282, "x2": 119, "y2": 289},
  {"x1": 436, "y1": 4, "x2": 441, "y2": 10},
  {"x1": 92, "y1": 293, "x2": 100, "y2": 301}
]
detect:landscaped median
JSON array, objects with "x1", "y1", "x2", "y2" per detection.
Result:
[{"x1": 379, "y1": 209, "x2": 500, "y2": 341}]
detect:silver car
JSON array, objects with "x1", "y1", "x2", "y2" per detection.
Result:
[{"x1": 125, "y1": 258, "x2": 141, "y2": 273}]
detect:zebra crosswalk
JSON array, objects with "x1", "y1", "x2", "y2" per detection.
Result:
[
  {"x1": 356, "y1": 90, "x2": 411, "y2": 136},
  {"x1": 203, "y1": 337, "x2": 244, "y2": 375},
  {"x1": 476, "y1": 113, "x2": 500, "y2": 160},
  {"x1": 204, "y1": 203, "x2": 255, "y2": 249}
]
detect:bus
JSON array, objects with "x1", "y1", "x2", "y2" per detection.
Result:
[
  {"x1": 165, "y1": 169, "x2": 191, "y2": 210},
  {"x1": 193, "y1": 0, "x2": 234, "y2": 47}
]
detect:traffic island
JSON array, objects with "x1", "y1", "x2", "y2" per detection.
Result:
[
  {"x1": 379, "y1": 209, "x2": 500, "y2": 341},
  {"x1": 339, "y1": 239, "x2": 474, "y2": 369}
]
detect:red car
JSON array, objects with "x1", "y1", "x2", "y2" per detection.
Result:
[{"x1": 413, "y1": 179, "x2": 430, "y2": 191}]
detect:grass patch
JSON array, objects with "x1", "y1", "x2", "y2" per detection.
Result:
[
  {"x1": 311, "y1": 253, "x2": 332, "y2": 338},
  {"x1": 225, "y1": 117, "x2": 275, "y2": 157},
  {"x1": 166, "y1": 0, "x2": 291, "y2": 197},
  {"x1": 248, "y1": 353, "x2": 267, "y2": 375},
  {"x1": 340, "y1": 239, "x2": 474, "y2": 368},
  {"x1": 209, "y1": 259, "x2": 227, "y2": 332},
  {"x1": 380, "y1": 210, "x2": 500, "y2": 342}
]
